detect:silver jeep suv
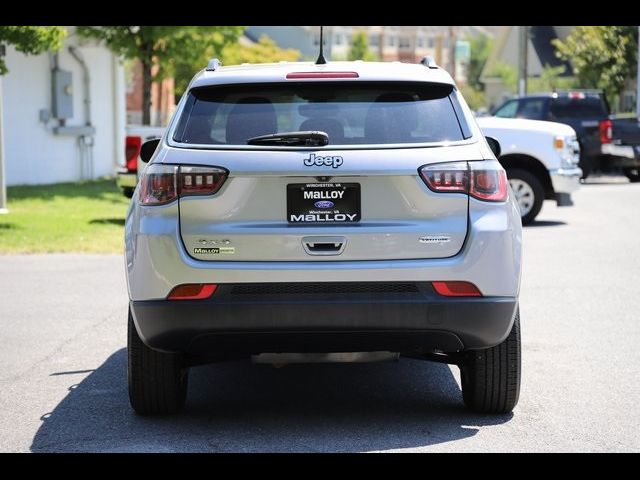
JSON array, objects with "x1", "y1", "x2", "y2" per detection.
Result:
[{"x1": 125, "y1": 60, "x2": 523, "y2": 415}]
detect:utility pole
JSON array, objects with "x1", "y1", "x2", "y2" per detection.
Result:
[
  {"x1": 518, "y1": 26, "x2": 528, "y2": 97},
  {"x1": 0, "y1": 45, "x2": 7, "y2": 214},
  {"x1": 448, "y1": 26, "x2": 457, "y2": 80}
]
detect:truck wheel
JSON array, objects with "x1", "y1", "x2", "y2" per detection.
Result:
[
  {"x1": 623, "y1": 167, "x2": 640, "y2": 183},
  {"x1": 460, "y1": 307, "x2": 521, "y2": 414},
  {"x1": 128, "y1": 308, "x2": 188, "y2": 415},
  {"x1": 123, "y1": 187, "x2": 135, "y2": 198},
  {"x1": 506, "y1": 169, "x2": 544, "y2": 225}
]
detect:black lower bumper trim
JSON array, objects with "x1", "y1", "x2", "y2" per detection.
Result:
[{"x1": 130, "y1": 283, "x2": 517, "y2": 357}]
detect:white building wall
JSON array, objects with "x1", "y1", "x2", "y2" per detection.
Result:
[{"x1": 1, "y1": 29, "x2": 125, "y2": 186}]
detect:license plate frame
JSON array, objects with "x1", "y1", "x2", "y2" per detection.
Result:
[{"x1": 287, "y1": 183, "x2": 361, "y2": 224}]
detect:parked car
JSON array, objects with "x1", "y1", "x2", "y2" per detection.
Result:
[
  {"x1": 477, "y1": 116, "x2": 582, "y2": 224},
  {"x1": 600, "y1": 116, "x2": 640, "y2": 182},
  {"x1": 491, "y1": 90, "x2": 640, "y2": 180},
  {"x1": 116, "y1": 125, "x2": 164, "y2": 198},
  {"x1": 125, "y1": 59, "x2": 523, "y2": 415}
]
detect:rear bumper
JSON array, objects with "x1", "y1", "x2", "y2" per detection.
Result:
[
  {"x1": 130, "y1": 283, "x2": 518, "y2": 357},
  {"x1": 601, "y1": 144, "x2": 640, "y2": 166},
  {"x1": 116, "y1": 169, "x2": 137, "y2": 190},
  {"x1": 550, "y1": 167, "x2": 582, "y2": 195}
]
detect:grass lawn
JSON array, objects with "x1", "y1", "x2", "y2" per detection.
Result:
[{"x1": 0, "y1": 178, "x2": 130, "y2": 254}]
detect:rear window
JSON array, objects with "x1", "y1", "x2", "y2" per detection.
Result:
[
  {"x1": 549, "y1": 97, "x2": 608, "y2": 119},
  {"x1": 172, "y1": 82, "x2": 468, "y2": 146}
]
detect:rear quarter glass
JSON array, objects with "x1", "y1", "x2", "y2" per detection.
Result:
[{"x1": 172, "y1": 82, "x2": 469, "y2": 146}]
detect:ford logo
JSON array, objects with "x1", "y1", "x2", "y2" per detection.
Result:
[{"x1": 314, "y1": 200, "x2": 334, "y2": 209}]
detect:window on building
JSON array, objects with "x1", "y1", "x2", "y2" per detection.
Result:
[
  {"x1": 417, "y1": 37, "x2": 424, "y2": 48},
  {"x1": 334, "y1": 34, "x2": 343, "y2": 46},
  {"x1": 427, "y1": 37, "x2": 434, "y2": 48},
  {"x1": 386, "y1": 36, "x2": 396, "y2": 47},
  {"x1": 399, "y1": 37, "x2": 411, "y2": 48},
  {"x1": 313, "y1": 35, "x2": 320, "y2": 47},
  {"x1": 370, "y1": 35, "x2": 379, "y2": 47}
]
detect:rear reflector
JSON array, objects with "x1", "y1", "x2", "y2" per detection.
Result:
[
  {"x1": 168, "y1": 284, "x2": 218, "y2": 300},
  {"x1": 432, "y1": 281, "x2": 482, "y2": 297},
  {"x1": 286, "y1": 71, "x2": 359, "y2": 79}
]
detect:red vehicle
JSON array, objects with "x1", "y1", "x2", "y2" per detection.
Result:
[{"x1": 116, "y1": 126, "x2": 164, "y2": 197}]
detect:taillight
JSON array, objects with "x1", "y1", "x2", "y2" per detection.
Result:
[
  {"x1": 599, "y1": 119, "x2": 612, "y2": 144},
  {"x1": 419, "y1": 161, "x2": 508, "y2": 202},
  {"x1": 179, "y1": 166, "x2": 227, "y2": 197},
  {"x1": 138, "y1": 165, "x2": 228, "y2": 205},
  {"x1": 139, "y1": 164, "x2": 178, "y2": 205},
  {"x1": 125, "y1": 136, "x2": 142, "y2": 172},
  {"x1": 168, "y1": 284, "x2": 218, "y2": 300},
  {"x1": 470, "y1": 168, "x2": 508, "y2": 202},
  {"x1": 432, "y1": 281, "x2": 482, "y2": 297},
  {"x1": 419, "y1": 161, "x2": 468, "y2": 193}
]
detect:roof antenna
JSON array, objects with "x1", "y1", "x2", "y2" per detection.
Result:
[{"x1": 315, "y1": 26, "x2": 327, "y2": 65}]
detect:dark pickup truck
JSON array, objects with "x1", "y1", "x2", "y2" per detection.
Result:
[{"x1": 491, "y1": 90, "x2": 640, "y2": 182}]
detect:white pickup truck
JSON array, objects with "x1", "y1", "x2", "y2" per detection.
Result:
[
  {"x1": 477, "y1": 116, "x2": 583, "y2": 224},
  {"x1": 116, "y1": 125, "x2": 165, "y2": 198}
]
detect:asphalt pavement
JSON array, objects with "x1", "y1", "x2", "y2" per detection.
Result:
[{"x1": 1, "y1": 175, "x2": 639, "y2": 452}]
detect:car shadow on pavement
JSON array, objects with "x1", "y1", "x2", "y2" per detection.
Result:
[
  {"x1": 31, "y1": 348, "x2": 513, "y2": 452},
  {"x1": 525, "y1": 220, "x2": 567, "y2": 228}
]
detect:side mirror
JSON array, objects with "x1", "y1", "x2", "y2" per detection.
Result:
[
  {"x1": 485, "y1": 136, "x2": 501, "y2": 158},
  {"x1": 140, "y1": 138, "x2": 160, "y2": 163}
]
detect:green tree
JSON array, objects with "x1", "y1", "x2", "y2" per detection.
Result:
[
  {"x1": 174, "y1": 35, "x2": 300, "y2": 100},
  {"x1": 553, "y1": 26, "x2": 638, "y2": 106},
  {"x1": 487, "y1": 61, "x2": 518, "y2": 94},
  {"x1": 77, "y1": 26, "x2": 243, "y2": 124},
  {"x1": 0, "y1": 26, "x2": 67, "y2": 74},
  {"x1": 460, "y1": 84, "x2": 486, "y2": 111},
  {"x1": 460, "y1": 34, "x2": 493, "y2": 111},
  {"x1": 527, "y1": 65, "x2": 578, "y2": 93},
  {"x1": 466, "y1": 34, "x2": 493, "y2": 90},
  {"x1": 348, "y1": 30, "x2": 377, "y2": 61}
]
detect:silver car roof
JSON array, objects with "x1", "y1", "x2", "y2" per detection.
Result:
[{"x1": 189, "y1": 61, "x2": 456, "y2": 89}]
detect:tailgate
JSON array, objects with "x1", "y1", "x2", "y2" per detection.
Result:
[{"x1": 170, "y1": 145, "x2": 481, "y2": 262}]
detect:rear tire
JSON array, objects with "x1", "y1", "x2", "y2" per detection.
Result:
[
  {"x1": 128, "y1": 307, "x2": 188, "y2": 415},
  {"x1": 623, "y1": 167, "x2": 640, "y2": 183},
  {"x1": 506, "y1": 169, "x2": 544, "y2": 225},
  {"x1": 123, "y1": 187, "x2": 135, "y2": 198},
  {"x1": 460, "y1": 307, "x2": 521, "y2": 414}
]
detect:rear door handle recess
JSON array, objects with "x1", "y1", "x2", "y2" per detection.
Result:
[{"x1": 302, "y1": 236, "x2": 347, "y2": 256}]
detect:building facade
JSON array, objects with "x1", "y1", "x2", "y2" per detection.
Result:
[
  {"x1": 481, "y1": 26, "x2": 575, "y2": 108},
  {"x1": 246, "y1": 26, "x2": 498, "y2": 83},
  {"x1": 1, "y1": 27, "x2": 126, "y2": 186},
  {"x1": 125, "y1": 59, "x2": 175, "y2": 127}
]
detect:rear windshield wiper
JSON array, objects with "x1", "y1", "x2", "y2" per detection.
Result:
[{"x1": 246, "y1": 131, "x2": 329, "y2": 146}]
